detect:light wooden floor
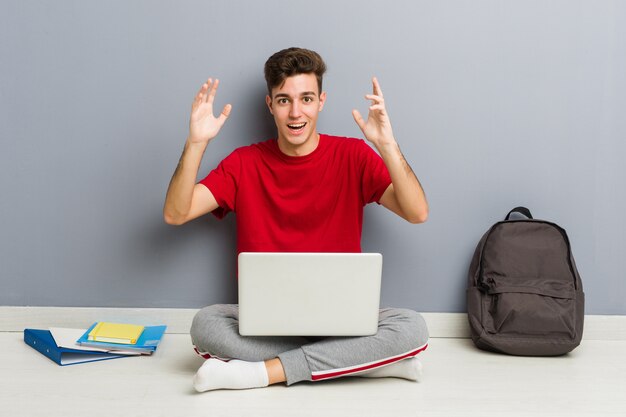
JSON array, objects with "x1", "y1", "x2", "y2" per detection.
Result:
[{"x1": 2, "y1": 331, "x2": 625, "y2": 417}]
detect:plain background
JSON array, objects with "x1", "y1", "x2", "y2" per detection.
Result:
[{"x1": 1, "y1": 1, "x2": 624, "y2": 314}]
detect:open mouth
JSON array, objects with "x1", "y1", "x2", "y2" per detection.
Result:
[{"x1": 287, "y1": 122, "x2": 307, "y2": 132}]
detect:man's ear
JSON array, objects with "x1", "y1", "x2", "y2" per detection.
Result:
[
  {"x1": 266, "y1": 95, "x2": 273, "y2": 115},
  {"x1": 319, "y1": 91, "x2": 327, "y2": 111}
]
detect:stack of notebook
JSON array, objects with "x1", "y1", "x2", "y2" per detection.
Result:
[{"x1": 24, "y1": 322, "x2": 167, "y2": 366}]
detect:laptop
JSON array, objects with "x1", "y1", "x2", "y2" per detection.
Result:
[{"x1": 238, "y1": 252, "x2": 382, "y2": 336}]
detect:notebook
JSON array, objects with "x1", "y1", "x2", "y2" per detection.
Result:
[
  {"x1": 88, "y1": 322, "x2": 144, "y2": 344},
  {"x1": 238, "y1": 252, "x2": 382, "y2": 336},
  {"x1": 77, "y1": 323, "x2": 167, "y2": 354}
]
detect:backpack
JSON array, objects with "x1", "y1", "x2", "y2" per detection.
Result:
[{"x1": 467, "y1": 207, "x2": 585, "y2": 356}]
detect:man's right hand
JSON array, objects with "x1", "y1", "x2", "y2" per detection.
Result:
[{"x1": 188, "y1": 78, "x2": 232, "y2": 145}]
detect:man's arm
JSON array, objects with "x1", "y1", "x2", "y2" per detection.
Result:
[
  {"x1": 352, "y1": 77, "x2": 428, "y2": 224},
  {"x1": 163, "y1": 78, "x2": 232, "y2": 225}
]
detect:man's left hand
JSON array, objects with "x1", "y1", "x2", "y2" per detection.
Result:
[{"x1": 352, "y1": 77, "x2": 395, "y2": 148}]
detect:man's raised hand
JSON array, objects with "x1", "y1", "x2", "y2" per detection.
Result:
[
  {"x1": 188, "y1": 78, "x2": 232, "y2": 145},
  {"x1": 352, "y1": 77, "x2": 395, "y2": 147}
]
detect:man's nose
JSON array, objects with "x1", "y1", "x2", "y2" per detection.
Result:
[{"x1": 289, "y1": 101, "x2": 302, "y2": 118}]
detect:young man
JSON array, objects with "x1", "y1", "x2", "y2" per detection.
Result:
[{"x1": 164, "y1": 48, "x2": 429, "y2": 392}]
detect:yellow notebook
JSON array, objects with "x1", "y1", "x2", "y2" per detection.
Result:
[{"x1": 87, "y1": 322, "x2": 145, "y2": 344}]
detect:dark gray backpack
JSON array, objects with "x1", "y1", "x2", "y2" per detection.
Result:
[{"x1": 467, "y1": 207, "x2": 584, "y2": 356}]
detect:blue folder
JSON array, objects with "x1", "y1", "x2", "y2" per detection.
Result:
[{"x1": 24, "y1": 329, "x2": 126, "y2": 366}]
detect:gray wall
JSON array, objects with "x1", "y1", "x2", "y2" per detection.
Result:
[{"x1": 2, "y1": 1, "x2": 624, "y2": 314}]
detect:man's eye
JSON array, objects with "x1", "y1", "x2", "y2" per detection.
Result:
[
  {"x1": 303, "y1": 97, "x2": 313, "y2": 103},
  {"x1": 278, "y1": 98, "x2": 289, "y2": 104}
]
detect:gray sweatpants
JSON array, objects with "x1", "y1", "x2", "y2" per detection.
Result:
[{"x1": 190, "y1": 304, "x2": 429, "y2": 385}]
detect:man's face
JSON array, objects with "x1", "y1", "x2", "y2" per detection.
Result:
[{"x1": 266, "y1": 73, "x2": 326, "y2": 156}]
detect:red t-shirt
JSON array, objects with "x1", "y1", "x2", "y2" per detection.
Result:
[{"x1": 199, "y1": 134, "x2": 392, "y2": 255}]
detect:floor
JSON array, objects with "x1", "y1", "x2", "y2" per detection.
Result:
[{"x1": 2, "y1": 332, "x2": 625, "y2": 417}]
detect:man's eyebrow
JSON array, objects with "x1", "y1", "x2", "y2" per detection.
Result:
[{"x1": 273, "y1": 91, "x2": 318, "y2": 99}]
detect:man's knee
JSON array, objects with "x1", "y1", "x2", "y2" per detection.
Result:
[
  {"x1": 380, "y1": 308, "x2": 429, "y2": 350},
  {"x1": 190, "y1": 304, "x2": 238, "y2": 355},
  {"x1": 405, "y1": 309, "x2": 429, "y2": 346}
]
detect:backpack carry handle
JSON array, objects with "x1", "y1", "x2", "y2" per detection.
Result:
[{"x1": 505, "y1": 206, "x2": 533, "y2": 220}]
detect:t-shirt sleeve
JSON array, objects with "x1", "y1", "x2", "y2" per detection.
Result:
[
  {"x1": 357, "y1": 140, "x2": 392, "y2": 204},
  {"x1": 198, "y1": 150, "x2": 242, "y2": 219}
]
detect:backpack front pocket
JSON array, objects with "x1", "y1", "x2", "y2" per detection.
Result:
[{"x1": 481, "y1": 279, "x2": 577, "y2": 339}]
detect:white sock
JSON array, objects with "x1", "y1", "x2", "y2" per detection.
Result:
[
  {"x1": 193, "y1": 359, "x2": 269, "y2": 392},
  {"x1": 358, "y1": 357, "x2": 423, "y2": 381}
]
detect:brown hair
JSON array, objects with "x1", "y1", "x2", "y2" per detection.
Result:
[{"x1": 264, "y1": 47, "x2": 326, "y2": 96}]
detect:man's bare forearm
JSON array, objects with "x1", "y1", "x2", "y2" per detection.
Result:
[
  {"x1": 376, "y1": 140, "x2": 428, "y2": 223},
  {"x1": 163, "y1": 139, "x2": 208, "y2": 224}
]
